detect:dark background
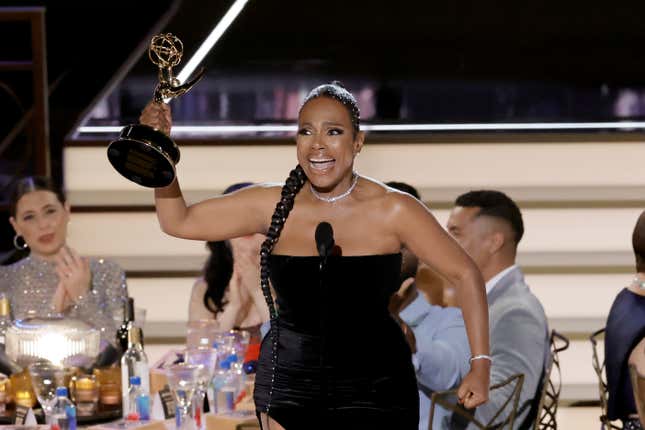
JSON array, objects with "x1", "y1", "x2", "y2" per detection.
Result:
[{"x1": 2, "y1": 0, "x2": 645, "y2": 257}]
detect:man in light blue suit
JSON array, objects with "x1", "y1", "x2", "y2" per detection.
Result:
[
  {"x1": 447, "y1": 190, "x2": 549, "y2": 429},
  {"x1": 396, "y1": 270, "x2": 472, "y2": 429}
]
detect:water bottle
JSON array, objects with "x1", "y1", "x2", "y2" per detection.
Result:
[
  {"x1": 49, "y1": 387, "x2": 76, "y2": 430},
  {"x1": 125, "y1": 376, "x2": 150, "y2": 421},
  {"x1": 212, "y1": 358, "x2": 239, "y2": 413},
  {"x1": 121, "y1": 327, "x2": 149, "y2": 418}
]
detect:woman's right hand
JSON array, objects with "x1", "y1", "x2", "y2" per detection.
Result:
[
  {"x1": 457, "y1": 359, "x2": 490, "y2": 409},
  {"x1": 140, "y1": 101, "x2": 172, "y2": 135}
]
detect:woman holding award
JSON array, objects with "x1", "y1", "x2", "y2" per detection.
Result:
[{"x1": 140, "y1": 82, "x2": 490, "y2": 429}]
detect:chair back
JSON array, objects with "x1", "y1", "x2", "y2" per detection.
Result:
[
  {"x1": 529, "y1": 330, "x2": 569, "y2": 430},
  {"x1": 429, "y1": 373, "x2": 525, "y2": 429},
  {"x1": 629, "y1": 364, "x2": 645, "y2": 428},
  {"x1": 590, "y1": 327, "x2": 623, "y2": 430}
]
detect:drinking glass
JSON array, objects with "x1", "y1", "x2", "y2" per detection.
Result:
[
  {"x1": 28, "y1": 360, "x2": 64, "y2": 422},
  {"x1": 186, "y1": 320, "x2": 221, "y2": 349},
  {"x1": 166, "y1": 363, "x2": 200, "y2": 430},
  {"x1": 184, "y1": 347, "x2": 217, "y2": 429}
]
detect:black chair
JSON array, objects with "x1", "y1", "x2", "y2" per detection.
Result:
[
  {"x1": 526, "y1": 330, "x2": 569, "y2": 430},
  {"x1": 590, "y1": 328, "x2": 623, "y2": 429}
]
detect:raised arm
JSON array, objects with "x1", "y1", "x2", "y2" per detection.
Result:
[
  {"x1": 141, "y1": 102, "x2": 274, "y2": 241},
  {"x1": 390, "y1": 193, "x2": 490, "y2": 408}
]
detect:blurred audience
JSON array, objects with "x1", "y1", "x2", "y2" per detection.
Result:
[
  {"x1": 605, "y1": 210, "x2": 645, "y2": 430},
  {"x1": 188, "y1": 183, "x2": 269, "y2": 332},
  {"x1": 0, "y1": 176, "x2": 128, "y2": 346},
  {"x1": 387, "y1": 182, "x2": 471, "y2": 430},
  {"x1": 447, "y1": 190, "x2": 548, "y2": 429}
]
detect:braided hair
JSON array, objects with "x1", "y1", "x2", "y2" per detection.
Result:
[
  {"x1": 259, "y1": 82, "x2": 361, "y2": 413},
  {"x1": 259, "y1": 165, "x2": 307, "y2": 412},
  {"x1": 300, "y1": 81, "x2": 361, "y2": 135}
]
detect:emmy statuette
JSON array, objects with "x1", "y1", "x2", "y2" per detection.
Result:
[{"x1": 107, "y1": 33, "x2": 205, "y2": 188}]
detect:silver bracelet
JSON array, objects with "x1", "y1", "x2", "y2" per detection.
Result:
[{"x1": 470, "y1": 354, "x2": 492, "y2": 364}]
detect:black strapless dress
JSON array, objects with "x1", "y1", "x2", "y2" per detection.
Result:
[{"x1": 254, "y1": 254, "x2": 419, "y2": 429}]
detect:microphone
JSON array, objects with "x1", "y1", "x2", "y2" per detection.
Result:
[{"x1": 315, "y1": 222, "x2": 335, "y2": 258}]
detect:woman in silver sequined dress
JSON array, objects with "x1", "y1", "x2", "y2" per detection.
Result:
[{"x1": 0, "y1": 177, "x2": 128, "y2": 346}]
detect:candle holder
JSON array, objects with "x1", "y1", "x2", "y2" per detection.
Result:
[
  {"x1": 10, "y1": 369, "x2": 36, "y2": 408},
  {"x1": 93, "y1": 367, "x2": 121, "y2": 412},
  {"x1": 70, "y1": 374, "x2": 99, "y2": 416}
]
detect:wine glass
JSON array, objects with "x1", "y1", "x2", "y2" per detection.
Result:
[
  {"x1": 28, "y1": 360, "x2": 64, "y2": 422},
  {"x1": 166, "y1": 363, "x2": 200, "y2": 430},
  {"x1": 184, "y1": 347, "x2": 218, "y2": 429},
  {"x1": 186, "y1": 320, "x2": 221, "y2": 349}
]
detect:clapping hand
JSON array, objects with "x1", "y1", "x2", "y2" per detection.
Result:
[{"x1": 53, "y1": 246, "x2": 91, "y2": 311}]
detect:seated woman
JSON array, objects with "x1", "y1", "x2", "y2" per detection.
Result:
[
  {"x1": 188, "y1": 183, "x2": 269, "y2": 331},
  {"x1": 0, "y1": 176, "x2": 129, "y2": 348},
  {"x1": 606, "y1": 209, "x2": 645, "y2": 430}
]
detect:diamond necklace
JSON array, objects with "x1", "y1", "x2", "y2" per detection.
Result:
[
  {"x1": 632, "y1": 276, "x2": 645, "y2": 290},
  {"x1": 309, "y1": 173, "x2": 359, "y2": 203}
]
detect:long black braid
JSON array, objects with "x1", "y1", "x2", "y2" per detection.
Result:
[{"x1": 259, "y1": 164, "x2": 307, "y2": 413}]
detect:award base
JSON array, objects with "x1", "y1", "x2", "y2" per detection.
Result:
[{"x1": 107, "y1": 124, "x2": 180, "y2": 188}]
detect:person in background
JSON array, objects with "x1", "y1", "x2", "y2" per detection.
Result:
[
  {"x1": 606, "y1": 210, "x2": 645, "y2": 430},
  {"x1": 0, "y1": 176, "x2": 128, "y2": 348},
  {"x1": 387, "y1": 181, "x2": 471, "y2": 430},
  {"x1": 447, "y1": 190, "x2": 548, "y2": 429},
  {"x1": 188, "y1": 183, "x2": 269, "y2": 332}
]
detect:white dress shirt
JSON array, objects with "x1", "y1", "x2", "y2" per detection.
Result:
[{"x1": 485, "y1": 264, "x2": 518, "y2": 295}]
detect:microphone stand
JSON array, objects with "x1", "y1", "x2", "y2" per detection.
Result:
[
  {"x1": 318, "y1": 251, "x2": 329, "y2": 415},
  {"x1": 315, "y1": 221, "x2": 334, "y2": 416}
]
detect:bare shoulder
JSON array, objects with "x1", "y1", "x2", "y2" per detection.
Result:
[
  {"x1": 226, "y1": 182, "x2": 282, "y2": 211},
  {"x1": 356, "y1": 176, "x2": 427, "y2": 216},
  {"x1": 233, "y1": 182, "x2": 281, "y2": 200}
]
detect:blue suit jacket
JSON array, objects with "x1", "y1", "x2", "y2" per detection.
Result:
[{"x1": 400, "y1": 293, "x2": 471, "y2": 430}]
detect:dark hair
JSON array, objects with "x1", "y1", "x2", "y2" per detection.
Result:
[
  {"x1": 455, "y1": 190, "x2": 524, "y2": 244},
  {"x1": 10, "y1": 176, "x2": 66, "y2": 217},
  {"x1": 202, "y1": 241, "x2": 234, "y2": 315},
  {"x1": 386, "y1": 181, "x2": 421, "y2": 200},
  {"x1": 300, "y1": 81, "x2": 361, "y2": 134},
  {"x1": 260, "y1": 165, "x2": 307, "y2": 412},
  {"x1": 202, "y1": 183, "x2": 254, "y2": 316},
  {"x1": 223, "y1": 182, "x2": 253, "y2": 194},
  {"x1": 633, "y1": 210, "x2": 645, "y2": 273}
]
